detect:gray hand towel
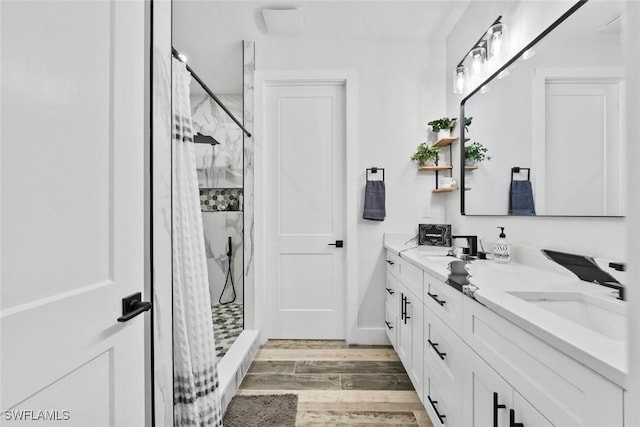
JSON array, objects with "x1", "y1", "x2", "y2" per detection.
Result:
[
  {"x1": 509, "y1": 180, "x2": 536, "y2": 215},
  {"x1": 363, "y1": 180, "x2": 386, "y2": 221}
]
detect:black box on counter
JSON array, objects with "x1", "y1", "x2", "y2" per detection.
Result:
[{"x1": 418, "y1": 224, "x2": 452, "y2": 247}]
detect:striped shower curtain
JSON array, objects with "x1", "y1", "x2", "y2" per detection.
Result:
[{"x1": 172, "y1": 58, "x2": 223, "y2": 427}]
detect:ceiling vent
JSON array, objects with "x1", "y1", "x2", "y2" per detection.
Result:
[{"x1": 262, "y1": 8, "x2": 304, "y2": 36}]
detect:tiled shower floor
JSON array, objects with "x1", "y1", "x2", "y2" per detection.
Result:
[{"x1": 212, "y1": 302, "x2": 244, "y2": 360}]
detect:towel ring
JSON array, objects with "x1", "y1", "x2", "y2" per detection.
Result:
[
  {"x1": 366, "y1": 167, "x2": 385, "y2": 182},
  {"x1": 511, "y1": 167, "x2": 530, "y2": 182}
]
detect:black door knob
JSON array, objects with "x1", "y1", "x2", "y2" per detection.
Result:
[{"x1": 328, "y1": 240, "x2": 344, "y2": 248}]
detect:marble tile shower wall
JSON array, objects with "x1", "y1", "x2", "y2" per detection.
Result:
[
  {"x1": 191, "y1": 93, "x2": 243, "y2": 189},
  {"x1": 203, "y1": 211, "x2": 244, "y2": 305},
  {"x1": 200, "y1": 188, "x2": 243, "y2": 212}
]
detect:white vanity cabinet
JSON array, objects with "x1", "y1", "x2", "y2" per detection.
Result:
[
  {"x1": 386, "y1": 251, "x2": 424, "y2": 401},
  {"x1": 383, "y1": 248, "x2": 625, "y2": 427},
  {"x1": 462, "y1": 297, "x2": 624, "y2": 427}
]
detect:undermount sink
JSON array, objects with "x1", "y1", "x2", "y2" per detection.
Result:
[{"x1": 507, "y1": 291, "x2": 627, "y2": 341}]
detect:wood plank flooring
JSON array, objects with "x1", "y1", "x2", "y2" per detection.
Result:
[{"x1": 237, "y1": 340, "x2": 434, "y2": 426}]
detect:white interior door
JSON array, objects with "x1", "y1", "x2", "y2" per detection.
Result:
[
  {"x1": 264, "y1": 80, "x2": 346, "y2": 339},
  {"x1": 544, "y1": 80, "x2": 621, "y2": 215},
  {"x1": 1, "y1": 1, "x2": 147, "y2": 425}
]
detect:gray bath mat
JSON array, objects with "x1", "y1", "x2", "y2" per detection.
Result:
[{"x1": 223, "y1": 394, "x2": 298, "y2": 427}]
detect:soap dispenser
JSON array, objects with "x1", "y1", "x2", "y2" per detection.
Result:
[{"x1": 494, "y1": 227, "x2": 511, "y2": 263}]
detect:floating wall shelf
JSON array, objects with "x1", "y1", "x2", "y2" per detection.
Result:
[
  {"x1": 433, "y1": 137, "x2": 459, "y2": 147},
  {"x1": 418, "y1": 165, "x2": 453, "y2": 172},
  {"x1": 433, "y1": 186, "x2": 460, "y2": 193},
  {"x1": 464, "y1": 165, "x2": 478, "y2": 170},
  {"x1": 433, "y1": 137, "x2": 470, "y2": 147}
]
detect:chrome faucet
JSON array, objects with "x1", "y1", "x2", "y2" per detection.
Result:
[{"x1": 451, "y1": 235, "x2": 478, "y2": 257}]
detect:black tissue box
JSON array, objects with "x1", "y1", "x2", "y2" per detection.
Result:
[{"x1": 418, "y1": 224, "x2": 452, "y2": 247}]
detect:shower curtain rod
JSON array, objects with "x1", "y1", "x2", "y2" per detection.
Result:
[{"x1": 172, "y1": 47, "x2": 252, "y2": 138}]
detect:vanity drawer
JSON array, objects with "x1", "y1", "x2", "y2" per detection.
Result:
[
  {"x1": 423, "y1": 271, "x2": 462, "y2": 335},
  {"x1": 399, "y1": 259, "x2": 423, "y2": 302},
  {"x1": 424, "y1": 356, "x2": 462, "y2": 427},
  {"x1": 424, "y1": 305, "x2": 463, "y2": 406},
  {"x1": 386, "y1": 251, "x2": 400, "y2": 276}
]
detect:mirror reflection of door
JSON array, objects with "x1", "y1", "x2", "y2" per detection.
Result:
[{"x1": 540, "y1": 77, "x2": 622, "y2": 216}]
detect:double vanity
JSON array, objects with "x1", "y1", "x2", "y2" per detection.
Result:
[{"x1": 384, "y1": 234, "x2": 627, "y2": 427}]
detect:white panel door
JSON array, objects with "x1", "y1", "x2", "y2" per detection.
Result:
[
  {"x1": 264, "y1": 81, "x2": 345, "y2": 339},
  {"x1": 545, "y1": 81, "x2": 621, "y2": 215},
  {"x1": 1, "y1": 1, "x2": 147, "y2": 426}
]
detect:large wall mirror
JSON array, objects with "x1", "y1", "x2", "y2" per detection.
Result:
[{"x1": 460, "y1": 0, "x2": 626, "y2": 217}]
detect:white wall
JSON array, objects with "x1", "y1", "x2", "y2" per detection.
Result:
[
  {"x1": 256, "y1": 38, "x2": 447, "y2": 334},
  {"x1": 443, "y1": 1, "x2": 626, "y2": 260}
]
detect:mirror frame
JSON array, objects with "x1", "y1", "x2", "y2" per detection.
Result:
[{"x1": 459, "y1": 0, "x2": 595, "y2": 216}]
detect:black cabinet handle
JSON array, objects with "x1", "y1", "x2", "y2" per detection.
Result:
[
  {"x1": 385, "y1": 287, "x2": 395, "y2": 295},
  {"x1": 400, "y1": 294, "x2": 406, "y2": 321},
  {"x1": 385, "y1": 321, "x2": 393, "y2": 330},
  {"x1": 427, "y1": 395, "x2": 446, "y2": 425},
  {"x1": 427, "y1": 292, "x2": 446, "y2": 306},
  {"x1": 386, "y1": 260, "x2": 395, "y2": 265},
  {"x1": 328, "y1": 240, "x2": 344, "y2": 248},
  {"x1": 117, "y1": 292, "x2": 152, "y2": 322},
  {"x1": 404, "y1": 297, "x2": 411, "y2": 323},
  {"x1": 510, "y1": 409, "x2": 524, "y2": 427},
  {"x1": 428, "y1": 339, "x2": 447, "y2": 360},
  {"x1": 493, "y1": 392, "x2": 506, "y2": 427},
  {"x1": 609, "y1": 262, "x2": 626, "y2": 271}
]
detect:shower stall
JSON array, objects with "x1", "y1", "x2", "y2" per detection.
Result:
[{"x1": 192, "y1": 93, "x2": 245, "y2": 361}]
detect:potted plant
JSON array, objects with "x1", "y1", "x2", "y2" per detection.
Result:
[
  {"x1": 428, "y1": 117, "x2": 457, "y2": 140},
  {"x1": 464, "y1": 141, "x2": 490, "y2": 166},
  {"x1": 411, "y1": 143, "x2": 441, "y2": 166}
]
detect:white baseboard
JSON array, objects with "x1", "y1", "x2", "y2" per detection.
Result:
[{"x1": 347, "y1": 327, "x2": 390, "y2": 345}]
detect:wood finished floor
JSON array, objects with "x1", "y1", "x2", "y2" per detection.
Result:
[{"x1": 237, "y1": 340, "x2": 434, "y2": 426}]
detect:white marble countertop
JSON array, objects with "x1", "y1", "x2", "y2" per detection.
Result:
[{"x1": 383, "y1": 233, "x2": 628, "y2": 388}]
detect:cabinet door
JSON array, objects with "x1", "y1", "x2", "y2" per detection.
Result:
[
  {"x1": 512, "y1": 391, "x2": 553, "y2": 427},
  {"x1": 407, "y1": 291, "x2": 423, "y2": 399},
  {"x1": 385, "y1": 300, "x2": 398, "y2": 350},
  {"x1": 397, "y1": 288, "x2": 412, "y2": 370},
  {"x1": 462, "y1": 346, "x2": 512, "y2": 427}
]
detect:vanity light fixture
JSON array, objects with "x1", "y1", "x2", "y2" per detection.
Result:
[{"x1": 453, "y1": 15, "x2": 505, "y2": 95}]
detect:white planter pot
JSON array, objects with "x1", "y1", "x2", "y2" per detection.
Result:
[{"x1": 437, "y1": 130, "x2": 451, "y2": 140}]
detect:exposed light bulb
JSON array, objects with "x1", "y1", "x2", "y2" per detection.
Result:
[
  {"x1": 454, "y1": 65, "x2": 466, "y2": 94},
  {"x1": 178, "y1": 53, "x2": 188, "y2": 63},
  {"x1": 491, "y1": 31, "x2": 503, "y2": 56}
]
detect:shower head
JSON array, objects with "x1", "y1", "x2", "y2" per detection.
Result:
[{"x1": 194, "y1": 132, "x2": 221, "y2": 145}]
